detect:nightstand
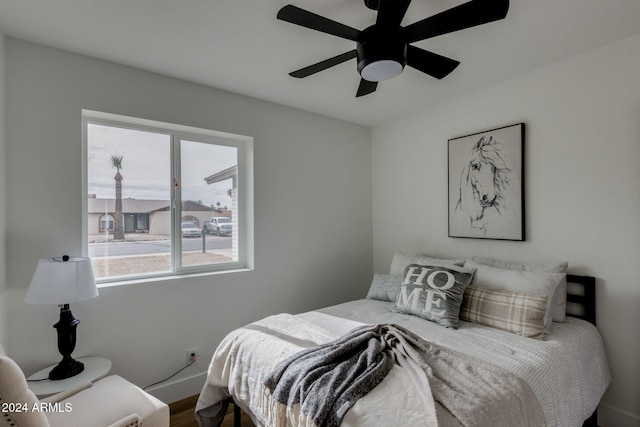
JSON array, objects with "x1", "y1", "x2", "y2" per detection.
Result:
[{"x1": 27, "y1": 357, "x2": 112, "y2": 398}]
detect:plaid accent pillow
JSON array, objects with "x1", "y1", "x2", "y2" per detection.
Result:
[
  {"x1": 460, "y1": 286, "x2": 548, "y2": 340},
  {"x1": 470, "y1": 257, "x2": 568, "y2": 323},
  {"x1": 464, "y1": 260, "x2": 564, "y2": 334}
]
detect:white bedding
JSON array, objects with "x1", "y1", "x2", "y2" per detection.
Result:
[
  {"x1": 316, "y1": 299, "x2": 611, "y2": 426},
  {"x1": 198, "y1": 299, "x2": 610, "y2": 427}
]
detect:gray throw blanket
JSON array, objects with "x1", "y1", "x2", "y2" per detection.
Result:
[
  {"x1": 264, "y1": 323, "x2": 545, "y2": 427},
  {"x1": 264, "y1": 323, "x2": 398, "y2": 427}
]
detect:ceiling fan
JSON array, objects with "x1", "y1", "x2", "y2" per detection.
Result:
[{"x1": 277, "y1": 0, "x2": 510, "y2": 97}]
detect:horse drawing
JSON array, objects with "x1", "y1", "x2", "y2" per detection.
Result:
[{"x1": 452, "y1": 136, "x2": 512, "y2": 234}]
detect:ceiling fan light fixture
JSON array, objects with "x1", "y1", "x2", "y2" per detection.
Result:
[
  {"x1": 360, "y1": 60, "x2": 403, "y2": 82},
  {"x1": 357, "y1": 37, "x2": 406, "y2": 82}
]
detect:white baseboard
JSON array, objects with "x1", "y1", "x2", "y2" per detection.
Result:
[
  {"x1": 599, "y1": 403, "x2": 640, "y2": 427},
  {"x1": 144, "y1": 370, "x2": 207, "y2": 404}
]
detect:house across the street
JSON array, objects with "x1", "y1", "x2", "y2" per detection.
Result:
[{"x1": 87, "y1": 196, "x2": 225, "y2": 236}]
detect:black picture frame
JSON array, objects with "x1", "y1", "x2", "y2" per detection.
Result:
[{"x1": 448, "y1": 123, "x2": 525, "y2": 241}]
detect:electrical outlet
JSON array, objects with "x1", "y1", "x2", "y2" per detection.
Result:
[{"x1": 186, "y1": 347, "x2": 199, "y2": 364}]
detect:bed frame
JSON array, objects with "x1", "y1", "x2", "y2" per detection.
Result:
[
  {"x1": 566, "y1": 274, "x2": 599, "y2": 427},
  {"x1": 227, "y1": 274, "x2": 599, "y2": 427},
  {"x1": 566, "y1": 274, "x2": 597, "y2": 326}
]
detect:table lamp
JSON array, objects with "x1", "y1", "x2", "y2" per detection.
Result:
[{"x1": 25, "y1": 255, "x2": 98, "y2": 380}]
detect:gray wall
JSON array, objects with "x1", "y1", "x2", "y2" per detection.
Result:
[
  {"x1": 371, "y1": 33, "x2": 640, "y2": 426},
  {"x1": 0, "y1": 33, "x2": 7, "y2": 349},
  {"x1": 4, "y1": 38, "x2": 372, "y2": 402}
]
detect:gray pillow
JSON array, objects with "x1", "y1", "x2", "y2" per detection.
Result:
[
  {"x1": 390, "y1": 250, "x2": 465, "y2": 276},
  {"x1": 366, "y1": 274, "x2": 403, "y2": 302},
  {"x1": 394, "y1": 264, "x2": 475, "y2": 329}
]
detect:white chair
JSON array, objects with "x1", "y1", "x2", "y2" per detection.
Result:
[{"x1": 0, "y1": 347, "x2": 169, "y2": 427}]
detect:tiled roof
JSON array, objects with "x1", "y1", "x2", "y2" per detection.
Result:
[
  {"x1": 87, "y1": 198, "x2": 169, "y2": 214},
  {"x1": 88, "y1": 197, "x2": 213, "y2": 213}
]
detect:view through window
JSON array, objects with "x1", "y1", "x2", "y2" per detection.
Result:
[{"x1": 84, "y1": 112, "x2": 252, "y2": 282}]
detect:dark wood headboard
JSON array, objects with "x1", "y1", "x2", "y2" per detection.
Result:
[
  {"x1": 565, "y1": 274, "x2": 598, "y2": 427},
  {"x1": 565, "y1": 274, "x2": 596, "y2": 326}
]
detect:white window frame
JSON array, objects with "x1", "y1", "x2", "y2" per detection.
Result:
[{"x1": 82, "y1": 110, "x2": 254, "y2": 284}]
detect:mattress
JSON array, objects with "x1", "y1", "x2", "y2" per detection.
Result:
[
  {"x1": 198, "y1": 298, "x2": 610, "y2": 427},
  {"x1": 315, "y1": 299, "x2": 611, "y2": 427}
]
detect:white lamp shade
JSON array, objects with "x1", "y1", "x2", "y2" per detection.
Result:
[{"x1": 25, "y1": 256, "x2": 98, "y2": 305}]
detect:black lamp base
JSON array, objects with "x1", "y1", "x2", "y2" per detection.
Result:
[
  {"x1": 49, "y1": 356, "x2": 85, "y2": 380},
  {"x1": 49, "y1": 304, "x2": 84, "y2": 380}
]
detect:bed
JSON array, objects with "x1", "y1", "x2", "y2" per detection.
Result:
[{"x1": 195, "y1": 254, "x2": 611, "y2": 427}]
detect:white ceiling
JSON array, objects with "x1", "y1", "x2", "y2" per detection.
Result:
[{"x1": 1, "y1": 0, "x2": 640, "y2": 127}]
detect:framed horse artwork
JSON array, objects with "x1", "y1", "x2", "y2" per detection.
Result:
[{"x1": 448, "y1": 123, "x2": 525, "y2": 240}]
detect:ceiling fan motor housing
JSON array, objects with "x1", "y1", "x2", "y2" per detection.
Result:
[
  {"x1": 357, "y1": 32, "x2": 407, "y2": 82},
  {"x1": 364, "y1": 0, "x2": 380, "y2": 11}
]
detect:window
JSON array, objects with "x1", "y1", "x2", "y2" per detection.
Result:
[
  {"x1": 83, "y1": 110, "x2": 253, "y2": 283},
  {"x1": 99, "y1": 214, "x2": 114, "y2": 232}
]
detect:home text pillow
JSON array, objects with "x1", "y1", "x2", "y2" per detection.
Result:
[
  {"x1": 394, "y1": 263, "x2": 475, "y2": 329},
  {"x1": 465, "y1": 260, "x2": 564, "y2": 334},
  {"x1": 390, "y1": 250, "x2": 465, "y2": 276},
  {"x1": 471, "y1": 256, "x2": 568, "y2": 322},
  {"x1": 460, "y1": 286, "x2": 548, "y2": 340},
  {"x1": 366, "y1": 274, "x2": 403, "y2": 302}
]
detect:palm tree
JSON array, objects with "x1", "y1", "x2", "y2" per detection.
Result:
[{"x1": 111, "y1": 155, "x2": 124, "y2": 240}]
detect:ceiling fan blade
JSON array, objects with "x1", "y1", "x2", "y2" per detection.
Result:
[
  {"x1": 356, "y1": 79, "x2": 378, "y2": 97},
  {"x1": 290, "y1": 50, "x2": 357, "y2": 78},
  {"x1": 277, "y1": 5, "x2": 361, "y2": 41},
  {"x1": 406, "y1": 46, "x2": 460, "y2": 79},
  {"x1": 403, "y1": 0, "x2": 509, "y2": 43},
  {"x1": 376, "y1": 0, "x2": 412, "y2": 30}
]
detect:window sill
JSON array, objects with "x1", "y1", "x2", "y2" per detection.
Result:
[{"x1": 96, "y1": 267, "x2": 253, "y2": 289}]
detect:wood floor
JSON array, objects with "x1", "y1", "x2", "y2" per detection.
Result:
[{"x1": 169, "y1": 395, "x2": 256, "y2": 427}]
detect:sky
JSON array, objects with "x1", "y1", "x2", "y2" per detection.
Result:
[{"x1": 87, "y1": 123, "x2": 236, "y2": 208}]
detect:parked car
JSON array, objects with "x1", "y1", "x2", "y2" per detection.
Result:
[
  {"x1": 205, "y1": 217, "x2": 232, "y2": 236},
  {"x1": 181, "y1": 222, "x2": 202, "y2": 237}
]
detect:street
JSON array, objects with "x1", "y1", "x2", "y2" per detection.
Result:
[{"x1": 88, "y1": 234, "x2": 231, "y2": 257}]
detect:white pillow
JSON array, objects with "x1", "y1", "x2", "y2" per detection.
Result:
[
  {"x1": 471, "y1": 256, "x2": 568, "y2": 273},
  {"x1": 0, "y1": 355, "x2": 49, "y2": 426},
  {"x1": 465, "y1": 260, "x2": 565, "y2": 334},
  {"x1": 390, "y1": 250, "x2": 465, "y2": 276},
  {"x1": 471, "y1": 257, "x2": 568, "y2": 322}
]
